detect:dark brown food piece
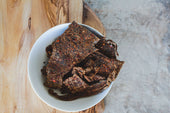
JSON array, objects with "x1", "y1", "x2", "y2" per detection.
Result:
[
  {"x1": 80, "y1": 51, "x2": 116, "y2": 78},
  {"x1": 41, "y1": 66, "x2": 47, "y2": 76},
  {"x1": 90, "y1": 52, "x2": 116, "y2": 77},
  {"x1": 106, "y1": 60, "x2": 124, "y2": 87},
  {"x1": 84, "y1": 74, "x2": 105, "y2": 83},
  {"x1": 49, "y1": 80, "x2": 107, "y2": 101},
  {"x1": 45, "y1": 21, "x2": 99, "y2": 88},
  {"x1": 63, "y1": 74, "x2": 88, "y2": 94},
  {"x1": 46, "y1": 45, "x2": 52, "y2": 58},
  {"x1": 41, "y1": 21, "x2": 124, "y2": 101},
  {"x1": 72, "y1": 67, "x2": 85, "y2": 79},
  {"x1": 95, "y1": 39, "x2": 118, "y2": 58},
  {"x1": 56, "y1": 52, "x2": 123, "y2": 100}
]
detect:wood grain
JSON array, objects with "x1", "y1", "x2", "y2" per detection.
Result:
[{"x1": 0, "y1": 0, "x2": 105, "y2": 113}]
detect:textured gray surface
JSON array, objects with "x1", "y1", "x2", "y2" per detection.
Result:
[{"x1": 84, "y1": 0, "x2": 170, "y2": 113}]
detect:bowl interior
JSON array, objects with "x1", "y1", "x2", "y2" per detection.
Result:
[{"x1": 27, "y1": 23, "x2": 113, "y2": 112}]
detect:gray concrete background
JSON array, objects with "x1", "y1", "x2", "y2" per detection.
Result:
[{"x1": 84, "y1": 0, "x2": 170, "y2": 113}]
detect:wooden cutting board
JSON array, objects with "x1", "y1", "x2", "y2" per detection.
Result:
[{"x1": 0, "y1": 0, "x2": 105, "y2": 113}]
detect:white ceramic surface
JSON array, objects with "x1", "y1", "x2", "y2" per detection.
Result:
[{"x1": 27, "y1": 23, "x2": 113, "y2": 112}]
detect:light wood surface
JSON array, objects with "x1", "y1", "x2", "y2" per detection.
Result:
[{"x1": 0, "y1": 0, "x2": 105, "y2": 113}]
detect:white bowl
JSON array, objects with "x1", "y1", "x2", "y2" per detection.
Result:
[{"x1": 27, "y1": 23, "x2": 113, "y2": 112}]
